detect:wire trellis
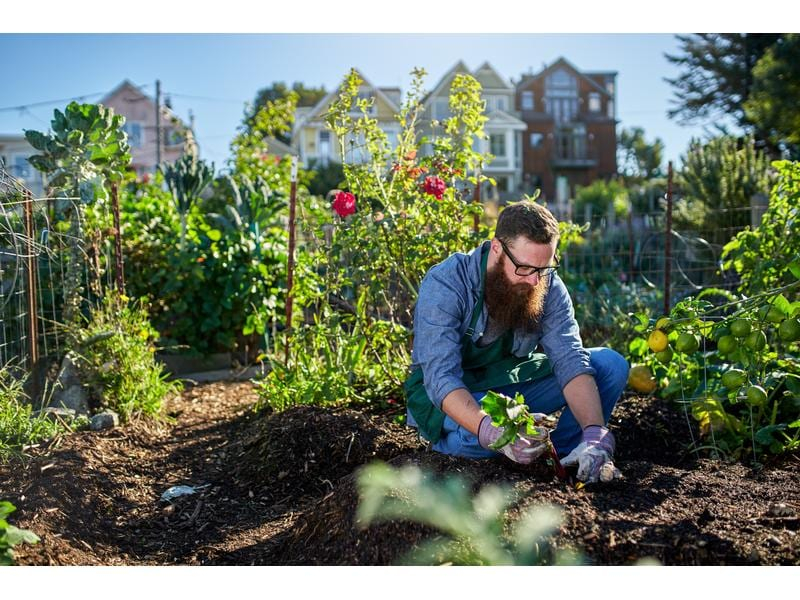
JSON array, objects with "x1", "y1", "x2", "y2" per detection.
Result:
[{"x1": 0, "y1": 163, "x2": 115, "y2": 369}]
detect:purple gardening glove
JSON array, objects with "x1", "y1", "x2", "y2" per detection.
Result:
[
  {"x1": 477, "y1": 415, "x2": 550, "y2": 465},
  {"x1": 561, "y1": 425, "x2": 622, "y2": 483}
]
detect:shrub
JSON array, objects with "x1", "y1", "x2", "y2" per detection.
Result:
[
  {"x1": 0, "y1": 366, "x2": 66, "y2": 461},
  {"x1": 71, "y1": 290, "x2": 182, "y2": 421}
]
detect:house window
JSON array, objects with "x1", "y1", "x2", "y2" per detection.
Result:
[
  {"x1": 164, "y1": 128, "x2": 184, "y2": 147},
  {"x1": 521, "y1": 91, "x2": 534, "y2": 111},
  {"x1": 319, "y1": 130, "x2": 331, "y2": 164},
  {"x1": 545, "y1": 68, "x2": 578, "y2": 124},
  {"x1": 496, "y1": 97, "x2": 507, "y2": 111},
  {"x1": 123, "y1": 122, "x2": 143, "y2": 148},
  {"x1": 588, "y1": 93, "x2": 601, "y2": 113},
  {"x1": 607, "y1": 100, "x2": 615, "y2": 119},
  {"x1": 530, "y1": 133, "x2": 544, "y2": 148},
  {"x1": 490, "y1": 134, "x2": 506, "y2": 157},
  {"x1": 433, "y1": 98, "x2": 450, "y2": 121}
]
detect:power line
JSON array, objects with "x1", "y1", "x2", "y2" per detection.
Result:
[{"x1": 0, "y1": 91, "x2": 108, "y2": 113}]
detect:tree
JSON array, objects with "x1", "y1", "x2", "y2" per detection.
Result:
[
  {"x1": 664, "y1": 34, "x2": 781, "y2": 139},
  {"x1": 618, "y1": 127, "x2": 664, "y2": 181},
  {"x1": 675, "y1": 135, "x2": 773, "y2": 246},
  {"x1": 744, "y1": 34, "x2": 800, "y2": 158},
  {"x1": 245, "y1": 82, "x2": 327, "y2": 143}
]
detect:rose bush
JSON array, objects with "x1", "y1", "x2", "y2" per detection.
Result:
[{"x1": 257, "y1": 67, "x2": 495, "y2": 412}]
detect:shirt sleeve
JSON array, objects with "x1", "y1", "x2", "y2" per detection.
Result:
[
  {"x1": 412, "y1": 266, "x2": 470, "y2": 410},
  {"x1": 539, "y1": 275, "x2": 596, "y2": 389}
]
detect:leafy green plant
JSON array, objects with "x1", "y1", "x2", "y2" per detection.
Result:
[
  {"x1": 122, "y1": 171, "x2": 289, "y2": 357},
  {"x1": 25, "y1": 102, "x2": 131, "y2": 329},
  {"x1": 71, "y1": 290, "x2": 182, "y2": 421},
  {"x1": 722, "y1": 160, "x2": 800, "y2": 300},
  {"x1": 160, "y1": 151, "x2": 214, "y2": 250},
  {"x1": 0, "y1": 501, "x2": 39, "y2": 565},
  {"x1": 0, "y1": 365, "x2": 66, "y2": 461},
  {"x1": 631, "y1": 284, "x2": 800, "y2": 461},
  {"x1": 255, "y1": 295, "x2": 409, "y2": 412},
  {"x1": 356, "y1": 461, "x2": 580, "y2": 565}
]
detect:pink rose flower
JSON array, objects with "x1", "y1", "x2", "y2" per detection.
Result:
[
  {"x1": 332, "y1": 191, "x2": 356, "y2": 217},
  {"x1": 423, "y1": 176, "x2": 446, "y2": 200}
]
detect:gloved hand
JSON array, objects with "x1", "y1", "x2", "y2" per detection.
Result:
[
  {"x1": 477, "y1": 415, "x2": 550, "y2": 464},
  {"x1": 561, "y1": 425, "x2": 622, "y2": 483}
]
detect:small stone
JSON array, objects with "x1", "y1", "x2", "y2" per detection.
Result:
[
  {"x1": 766, "y1": 536, "x2": 782, "y2": 547},
  {"x1": 90, "y1": 411, "x2": 119, "y2": 431},
  {"x1": 767, "y1": 503, "x2": 795, "y2": 518},
  {"x1": 50, "y1": 384, "x2": 90, "y2": 416}
]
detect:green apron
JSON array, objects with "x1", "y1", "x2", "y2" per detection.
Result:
[{"x1": 404, "y1": 246, "x2": 552, "y2": 443}]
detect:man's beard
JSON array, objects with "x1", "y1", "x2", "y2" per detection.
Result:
[{"x1": 484, "y1": 254, "x2": 549, "y2": 333}]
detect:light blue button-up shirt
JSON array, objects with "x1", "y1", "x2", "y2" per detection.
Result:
[{"x1": 408, "y1": 240, "x2": 595, "y2": 422}]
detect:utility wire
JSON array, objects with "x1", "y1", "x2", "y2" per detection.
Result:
[{"x1": 0, "y1": 91, "x2": 107, "y2": 113}]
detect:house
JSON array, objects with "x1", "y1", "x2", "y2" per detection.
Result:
[
  {"x1": 0, "y1": 134, "x2": 45, "y2": 197},
  {"x1": 515, "y1": 57, "x2": 618, "y2": 217},
  {"x1": 292, "y1": 69, "x2": 402, "y2": 167},
  {"x1": 420, "y1": 61, "x2": 527, "y2": 202},
  {"x1": 100, "y1": 80, "x2": 194, "y2": 175}
]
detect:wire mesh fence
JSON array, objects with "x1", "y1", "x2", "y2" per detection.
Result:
[
  {"x1": 0, "y1": 164, "x2": 117, "y2": 370},
  {"x1": 560, "y1": 187, "x2": 764, "y2": 346}
]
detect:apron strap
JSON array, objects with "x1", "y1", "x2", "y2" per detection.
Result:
[{"x1": 465, "y1": 244, "x2": 489, "y2": 338}]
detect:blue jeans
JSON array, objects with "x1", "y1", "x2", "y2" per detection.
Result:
[{"x1": 431, "y1": 347, "x2": 629, "y2": 459}]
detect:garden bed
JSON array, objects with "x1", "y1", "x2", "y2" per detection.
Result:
[{"x1": 0, "y1": 380, "x2": 798, "y2": 565}]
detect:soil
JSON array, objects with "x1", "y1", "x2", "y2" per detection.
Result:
[{"x1": 1, "y1": 380, "x2": 798, "y2": 566}]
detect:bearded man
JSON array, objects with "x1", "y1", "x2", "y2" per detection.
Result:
[{"x1": 404, "y1": 200, "x2": 629, "y2": 483}]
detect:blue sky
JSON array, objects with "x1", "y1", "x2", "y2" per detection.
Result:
[{"x1": 0, "y1": 33, "x2": 716, "y2": 169}]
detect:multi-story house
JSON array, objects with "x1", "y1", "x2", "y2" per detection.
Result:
[
  {"x1": 101, "y1": 80, "x2": 193, "y2": 176},
  {"x1": 421, "y1": 61, "x2": 527, "y2": 202},
  {"x1": 0, "y1": 134, "x2": 45, "y2": 197},
  {"x1": 292, "y1": 69, "x2": 401, "y2": 167},
  {"x1": 515, "y1": 57, "x2": 618, "y2": 216}
]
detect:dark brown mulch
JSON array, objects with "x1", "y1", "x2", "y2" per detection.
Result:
[{"x1": 1, "y1": 382, "x2": 798, "y2": 565}]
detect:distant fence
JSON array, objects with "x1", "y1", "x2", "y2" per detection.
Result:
[
  {"x1": 558, "y1": 177, "x2": 768, "y2": 344},
  {"x1": 0, "y1": 158, "x2": 772, "y2": 368},
  {"x1": 0, "y1": 164, "x2": 116, "y2": 370}
]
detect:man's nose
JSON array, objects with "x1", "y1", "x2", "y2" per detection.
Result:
[{"x1": 520, "y1": 272, "x2": 541, "y2": 286}]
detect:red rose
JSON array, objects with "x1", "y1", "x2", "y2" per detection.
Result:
[
  {"x1": 423, "y1": 176, "x2": 446, "y2": 200},
  {"x1": 332, "y1": 191, "x2": 356, "y2": 217}
]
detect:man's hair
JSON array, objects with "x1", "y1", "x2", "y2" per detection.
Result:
[{"x1": 495, "y1": 200, "x2": 560, "y2": 245}]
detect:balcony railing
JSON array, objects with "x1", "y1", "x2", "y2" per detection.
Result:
[{"x1": 551, "y1": 134, "x2": 597, "y2": 168}]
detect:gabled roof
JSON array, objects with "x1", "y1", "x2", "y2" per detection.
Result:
[
  {"x1": 473, "y1": 61, "x2": 514, "y2": 91},
  {"x1": 294, "y1": 68, "x2": 401, "y2": 129},
  {"x1": 517, "y1": 57, "x2": 613, "y2": 97},
  {"x1": 101, "y1": 79, "x2": 187, "y2": 126},
  {"x1": 423, "y1": 60, "x2": 471, "y2": 104}
]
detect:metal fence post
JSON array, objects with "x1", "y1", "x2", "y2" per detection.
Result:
[
  {"x1": 111, "y1": 182, "x2": 125, "y2": 292},
  {"x1": 23, "y1": 190, "x2": 39, "y2": 368},
  {"x1": 285, "y1": 156, "x2": 298, "y2": 362},
  {"x1": 664, "y1": 161, "x2": 674, "y2": 315}
]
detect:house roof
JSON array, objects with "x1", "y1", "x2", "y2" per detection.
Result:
[
  {"x1": 518, "y1": 57, "x2": 613, "y2": 97},
  {"x1": 101, "y1": 79, "x2": 188, "y2": 125},
  {"x1": 423, "y1": 60, "x2": 471, "y2": 104},
  {"x1": 294, "y1": 69, "x2": 401, "y2": 129},
  {"x1": 264, "y1": 136, "x2": 297, "y2": 156},
  {"x1": 473, "y1": 61, "x2": 514, "y2": 91}
]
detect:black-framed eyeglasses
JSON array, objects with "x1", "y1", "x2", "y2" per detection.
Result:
[{"x1": 499, "y1": 239, "x2": 559, "y2": 277}]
